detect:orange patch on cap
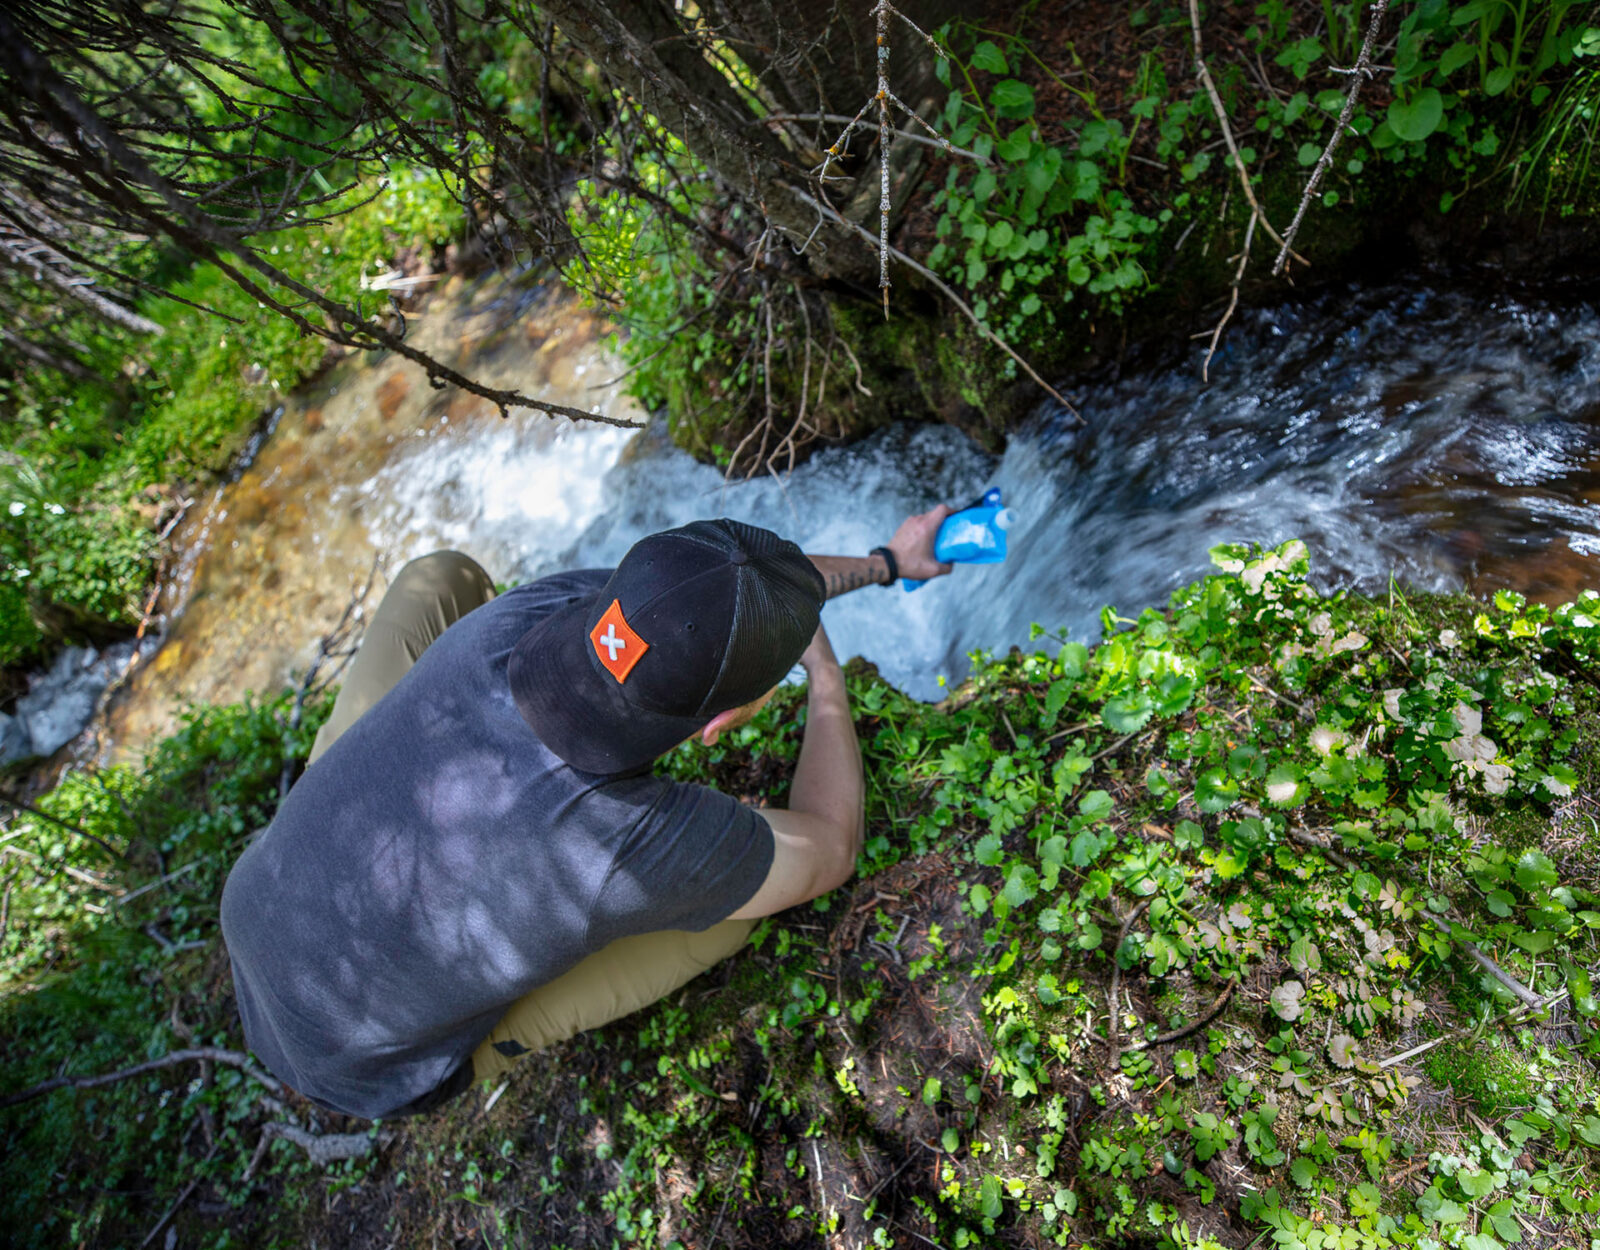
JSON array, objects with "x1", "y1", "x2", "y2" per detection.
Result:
[{"x1": 590, "y1": 598, "x2": 648, "y2": 684}]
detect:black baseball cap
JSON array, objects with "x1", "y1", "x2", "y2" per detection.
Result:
[{"x1": 509, "y1": 519, "x2": 826, "y2": 775}]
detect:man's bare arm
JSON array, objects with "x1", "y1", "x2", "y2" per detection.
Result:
[
  {"x1": 729, "y1": 628, "x2": 862, "y2": 918},
  {"x1": 809, "y1": 553, "x2": 892, "y2": 599},
  {"x1": 806, "y1": 503, "x2": 957, "y2": 599}
]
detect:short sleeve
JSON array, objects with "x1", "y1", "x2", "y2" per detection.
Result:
[
  {"x1": 503, "y1": 568, "x2": 612, "y2": 616},
  {"x1": 586, "y1": 779, "x2": 774, "y2": 946}
]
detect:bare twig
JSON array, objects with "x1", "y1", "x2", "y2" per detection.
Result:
[
  {"x1": 1272, "y1": 1, "x2": 1393, "y2": 276},
  {"x1": 764, "y1": 114, "x2": 991, "y2": 163},
  {"x1": 1288, "y1": 825, "x2": 1546, "y2": 1010},
  {"x1": 138, "y1": 1139, "x2": 219, "y2": 1248},
  {"x1": 1200, "y1": 210, "x2": 1256, "y2": 382},
  {"x1": 1377, "y1": 990, "x2": 1568, "y2": 1068},
  {"x1": 279, "y1": 557, "x2": 379, "y2": 797},
  {"x1": 0, "y1": 791, "x2": 128, "y2": 863},
  {"x1": 113, "y1": 859, "x2": 201, "y2": 908},
  {"x1": 793, "y1": 189, "x2": 1079, "y2": 418},
  {"x1": 1107, "y1": 898, "x2": 1152, "y2": 1061},
  {"x1": 1427, "y1": 912, "x2": 1544, "y2": 1010},
  {"x1": 1187, "y1": 0, "x2": 1297, "y2": 260},
  {"x1": 1129, "y1": 978, "x2": 1239, "y2": 1051},
  {"x1": 1, "y1": 1046, "x2": 284, "y2": 1110},
  {"x1": 874, "y1": 0, "x2": 894, "y2": 314}
]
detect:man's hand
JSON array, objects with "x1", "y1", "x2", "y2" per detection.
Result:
[{"x1": 887, "y1": 503, "x2": 955, "y2": 583}]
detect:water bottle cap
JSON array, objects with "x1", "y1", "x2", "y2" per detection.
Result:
[{"x1": 993, "y1": 508, "x2": 1016, "y2": 531}]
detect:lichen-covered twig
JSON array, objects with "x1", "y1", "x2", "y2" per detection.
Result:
[{"x1": 1272, "y1": 0, "x2": 1393, "y2": 276}]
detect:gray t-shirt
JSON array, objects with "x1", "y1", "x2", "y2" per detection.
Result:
[{"x1": 220, "y1": 570, "x2": 774, "y2": 1119}]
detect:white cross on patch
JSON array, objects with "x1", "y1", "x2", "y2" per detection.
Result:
[{"x1": 598, "y1": 624, "x2": 626, "y2": 662}]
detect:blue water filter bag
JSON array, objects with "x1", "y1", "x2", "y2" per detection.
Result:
[{"x1": 904, "y1": 487, "x2": 1016, "y2": 591}]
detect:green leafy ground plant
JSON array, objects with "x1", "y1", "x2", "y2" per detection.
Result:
[{"x1": 4, "y1": 547, "x2": 1599, "y2": 1248}]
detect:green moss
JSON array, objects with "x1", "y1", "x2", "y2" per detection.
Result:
[{"x1": 1423, "y1": 1039, "x2": 1540, "y2": 1118}]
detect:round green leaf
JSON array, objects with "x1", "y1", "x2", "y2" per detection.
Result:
[
  {"x1": 1079, "y1": 788, "x2": 1115, "y2": 820},
  {"x1": 990, "y1": 79, "x2": 1035, "y2": 120},
  {"x1": 1388, "y1": 88, "x2": 1444, "y2": 142},
  {"x1": 1195, "y1": 767, "x2": 1240, "y2": 814},
  {"x1": 1271, "y1": 980, "x2": 1306, "y2": 1021},
  {"x1": 970, "y1": 40, "x2": 1009, "y2": 75},
  {"x1": 1484, "y1": 65, "x2": 1515, "y2": 97},
  {"x1": 1515, "y1": 850, "x2": 1558, "y2": 891},
  {"x1": 1103, "y1": 690, "x2": 1154, "y2": 732},
  {"x1": 1438, "y1": 40, "x2": 1476, "y2": 77}
]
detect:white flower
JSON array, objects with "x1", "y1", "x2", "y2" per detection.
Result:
[
  {"x1": 45, "y1": 503, "x2": 64, "y2": 515},
  {"x1": 1309, "y1": 612, "x2": 1333, "y2": 638},
  {"x1": 1438, "y1": 629, "x2": 1459, "y2": 648},
  {"x1": 7, "y1": 501, "x2": 24, "y2": 516}
]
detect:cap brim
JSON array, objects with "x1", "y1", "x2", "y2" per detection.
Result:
[{"x1": 509, "y1": 595, "x2": 710, "y2": 776}]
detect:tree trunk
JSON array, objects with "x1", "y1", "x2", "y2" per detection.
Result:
[{"x1": 540, "y1": 0, "x2": 941, "y2": 280}]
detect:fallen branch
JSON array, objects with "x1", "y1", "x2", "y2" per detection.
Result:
[
  {"x1": 1377, "y1": 989, "x2": 1569, "y2": 1069},
  {"x1": 1271, "y1": 0, "x2": 1392, "y2": 275},
  {"x1": 0, "y1": 1046, "x2": 284, "y2": 1111},
  {"x1": 1129, "y1": 977, "x2": 1240, "y2": 1051},
  {"x1": 113, "y1": 859, "x2": 201, "y2": 908},
  {"x1": 1427, "y1": 912, "x2": 1545, "y2": 1010},
  {"x1": 260, "y1": 1121, "x2": 383, "y2": 1167}
]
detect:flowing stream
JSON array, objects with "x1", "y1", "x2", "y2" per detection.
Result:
[{"x1": 70, "y1": 272, "x2": 1600, "y2": 761}]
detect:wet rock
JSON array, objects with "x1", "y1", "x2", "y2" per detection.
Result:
[
  {"x1": 0, "y1": 711, "x2": 27, "y2": 761},
  {"x1": 2, "y1": 641, "x2": 150, "y2": 764},
  {"x1": 376, "y1": 371, "x2": 411, "y2": 421}
]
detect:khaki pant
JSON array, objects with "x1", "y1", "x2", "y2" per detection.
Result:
[{"x1": 309, "y1": 551, "x2": 754, "y2": 1087}]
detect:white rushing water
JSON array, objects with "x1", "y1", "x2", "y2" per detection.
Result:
[{"x1": 350, "y1": 284, "x2": 1600, "y2": 700}]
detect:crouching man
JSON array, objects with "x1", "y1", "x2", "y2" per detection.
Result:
[{"x1": 220, "y1": 511, "x2": 951, "y2": 1118}]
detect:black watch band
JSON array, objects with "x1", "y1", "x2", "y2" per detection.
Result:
[{"x1": 870, "y1": 546, "x2": 899, "y2": 586}]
